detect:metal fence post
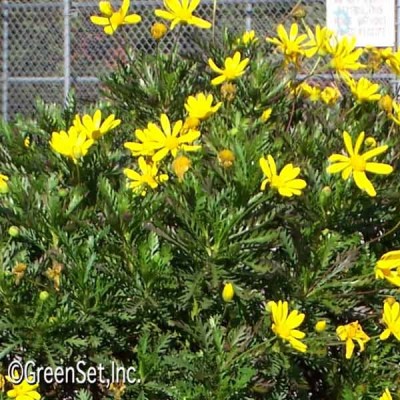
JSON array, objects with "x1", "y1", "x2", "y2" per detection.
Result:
[
  {"x1": 2, "y1": 0, "x2": 9, "y2": 121},
  {"x1": 245, "y1": 2, "x2": 252, "y2": 31},
  {"x1": 64, "y1": 0, "x2": 71, "y2": 102}
]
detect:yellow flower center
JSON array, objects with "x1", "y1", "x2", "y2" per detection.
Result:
[
  {"x1": 91, "y1": 129, "x2": 101, "y2": 140},
  {"x1": 270, "y1": 174, "x2": 284, "y2": 188},
  {"x1": 177, "y1": 9, "x2": 192, "y2": 22},
  {"x1": 111, "y1": 12, "x2": 125, "y2": 26},
  {"x1": 346, "y1": 322, "x2": 360, "y2": 339},
  {"x1": 165, "y1": 136, "x2": 179, "y2": 150},
  {"x1": 274, "y1": 323, "x2": 291, "y2": 339},
  {"x1": 142, "y1": 174, "x2": 157, "y2": 187},
  {"x1": 350, "y1": 155, "x2": 366, "y2": 171}
]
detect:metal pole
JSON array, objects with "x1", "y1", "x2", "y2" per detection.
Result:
[
  {"x1": 245, "y1": 2, "x2": 252, "y2": 31},
  {"x1": 2, "y1": 0, "x2": 9, "y2": 121},
  {"x1": 63, "y1": 0, "x2": 71, "y2": 102}
]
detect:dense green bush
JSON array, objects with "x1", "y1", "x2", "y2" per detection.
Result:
[{"x1": 1, "y1": 2, "x2": 400, "y2": 399}]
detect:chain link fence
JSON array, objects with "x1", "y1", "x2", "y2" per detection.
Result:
[{"x1": 0, "y1": 0, "x2": 359, "y2": 121}]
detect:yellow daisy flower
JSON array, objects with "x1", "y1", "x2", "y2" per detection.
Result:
[
  {"x1": 73, "y1": 110, "x2": 121, "y2": 140},
  {"x1": 380, "y1": 389, "x2": 393, "y2": 400},
  {"x1": 208, "y1": 52, "x2": 250, "y2": 86},
  {"x1": 237, "y1": 30, "x2": 257, "y2": 45},
  {"x1": 50, "y1": 127, "x2": 94, "y2": 164},
  {"x1": 304, "y1": 24, "x2": 334, "y2": 58},
  {"x1": 266, "y1": 23, "x2": 307, "y2": 65},
  {"x1": 268, "y1": 300, "x2": 307, "y2": 352},
  {"x1": 259, "y1": 155, "x2": 307, "y2": 197},
  {"x1": 380, "y1": 300, "x2": 400, "y2": 341},
  {"x1": 124, "y1": 114, "x2": 201, "y2": 162},
  {"x1": 124, "y1": 157, "x2": 168, "y2": 196},
  {"x1": 345, "y1": 76, "x2": 381, "y2": 102},
  {"x1": 6, "y1": 371, "x2": 40, "y2": 400},
  {"x1": 155, "y1": 0, "x2": 211, "y2": 30},
  {"x1": 90, "y1": 0, "x2": 141, "y2": 35},
  {"x1": 375, "y1": 250, "x2": 400, "y2": 287},
  {"x1": 327, "y1": 36, "x2": 364, "y2": 79},
  {"x1": 320, "y1": 86, "x2": 341, "y2": 105},
  {"x1": 336, "y1": 321, "x2": 370, "y2": 359},
  {"x1": 327, "y1": 131, "x2": 393, "y2": 196},
  {"x1": 184, "y1": 93, "x2": 222, "y2": 120}
]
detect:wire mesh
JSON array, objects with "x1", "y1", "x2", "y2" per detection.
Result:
[{"x1": 1, "y1": 0, "x2": 388, "y2": 121}]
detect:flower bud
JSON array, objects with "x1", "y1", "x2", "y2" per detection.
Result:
[
  {"x1": 222, "y1": 283, "x2": 234, "y2": 302},
  {"x1": 172, "y1": 156, "x2": 191, "y2": 182},
  {"x1": 315, "y1": 320, "x2": 327, "y2": 332},
  {"x1": 218, "y1": 149, "x2": 235, "y2": 168},
  {"x1": 384, "y1": 296, "x2": 396, "y2": 306},
  {"x1": 379, "y1": 95, "x2": 393, "y2": 114},
  {"x1": 220, "y1": 82, "x2": 237, "y2": 102},
  {"x1": 151, "y1": 22, "x2": 168, "y2": 41},
  {"x1": 58, "y1": 189, "x2": 68, "y2": 197},
  {"x1": 39, "y1": 291, "x2": 49, "y2": 301},
  {"x1": 365, "y1": 137, "x2": 377, "y2": 148},
  {"x1": 8, "y1": 226, "x2": 19, "y2": 237},
  {"x1": 291, "y1": 4, "x2": 306, "y2": 19},
  {"x1": 319, "y1": 186, "x2": 332, "y2": 206},
  {"x1": 260, "y1": 108, "x2": 272, "y2": 122}
]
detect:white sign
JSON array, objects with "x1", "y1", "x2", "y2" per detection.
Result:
[{"x1": 326, "y1": 0, "x2": 395, "y2": 47}]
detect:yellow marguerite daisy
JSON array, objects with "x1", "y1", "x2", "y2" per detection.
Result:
[
  {"x1": 299, "y1": 82, "x2": 321, "y2": 102},
  {"x1": 184, "y1": 93, "x2": 222, "y2": 120},
  {"x1": 125, "y1": 114, "x2": 201, "y2": 162},
  {"x1": 336, "y1": 321, "x2": 370, "y2": 359},
  {"x1": 90, "y1": 0, "x2": 141, "y2": 35},
  {"x1": 304, "y1": 24, "x2": 334, "y2": 58},
  {"x1": 50, "y1": 127, "x2": 94, "y2": 164},
  {"x1": 375, "y1": 250, "x2": 400, "y2": 287},
  {"x1": 259, "y1": 155, "x2": 307, "y2": 197},
  {"x1": 388, "y1": 100, "x2": 400, "y2": 125},
  {"x1": 380, "y1": 300, "x2": 400, "y2": 341},
  {"x1": 320, "y1": 86, "x2": 341, "y2": 105},
  {"x1": 266, "y1": 23, "x2": 307, "y2": 65},
  {"x1": 208, "y1": 52, "x2": 249, "y2": 86},
  {"x1": 380, "y1": 389, "x2": 393, "y2": 400},
  {"x1": 73, "y1": 110, "x2": 121, "y2": 140},
  {"x1": 268, "y1": 300, "x2": 307, "y2": 352},
  {"x1": 155, "y1": 0, "x2": 211, "y2": 30},
  {"x1": 345, "y1": 76, "x2": 381, "y2": 102},
  {"x1": 6, "y1": 371, "x2": 40, "y2": 400},
  {"x1": 327, "y1": 131, "x2": 393, "y2": 197},
  {"x1": 124, "y1": 157, "x2": 168, "y2": 196},
  {"x1": 327, "y1": 36, "x2": 364, "y2": 79},
  {"x1": 237, "y1": 30, "x2": 257, "y2": 45}
]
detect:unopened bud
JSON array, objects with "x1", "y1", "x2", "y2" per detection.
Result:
[
  {"x1": 222, "y1": 283, "x2": 234, "y2": 302},
  {"x1": 8, "y1": 226, "x2": 19, "y2": 237},
  {"x1": 39, "y1": 291, "x2": 49, "y2": 301}
]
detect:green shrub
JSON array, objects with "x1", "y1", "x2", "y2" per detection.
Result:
[{"x1": 1, "y1": 4, "x2": 400, "y2": 400}]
